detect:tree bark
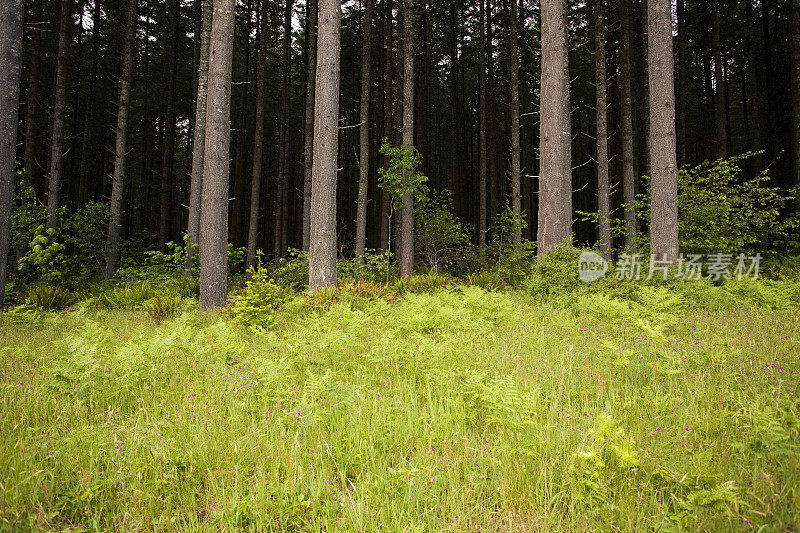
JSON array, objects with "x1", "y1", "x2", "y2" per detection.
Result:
[
  {"x1": 380, "y1": 0, "x2": 393, "y2": 253},
  {"x1": 594, "y1": 0, "x2": 611, "y2": 257},
  {"x1": 232, "y1": 0, "x2": 253, "y2": 250},
  {"x1": 46, "y1": 0, "x2": 74, "y2": 229},
  {"x1": 104, "y1": 0, "x2": 137, "y2": 279},
  {"x1": 21, "y1": 0, "x2": 43, "y2": 203},
  {"x1": 744, "y1": 0, "x2": 763, "y2": 168},
  {"x1": 308, "y1": 0, "x2": 341, "y2": 291},
  {"x1": 509, "y1": 0, "x2": 522, "y2": 245},
  {"x1": 0, "y1": 0, "x2": 23, "y2": 308},
  {"x1": 199, "y1": 0, "x2": 236, "y2": 310},
  {"x1": 710, "y1": 0, "x2": 727, "y2": 159},
  {"x1": 246, "y1": 0, "x2": 268, "y2": 272},
  {"x1": 275, "y1": 0, "x2": 294, "y2": 259},
  {"x1": 186, "y1": 0, "x2": 213, "y2": 274},
  {"x1": 789, "y1": 0, "x2": 800, "y2": 196},
  {"x1": 675, "y1": 0, "x2": 687, "y2": 166},
  {"x1": 648, "y1": 0, "x2": 679, "y2": 260},
  {"x1": 158, "y1": 0, "x2": 181, "y2": 251},
  {"x1": 302, "y1": 0, "x2": 318, "y2": 252},
  {"x1": 537, "y1": 0, "x2": 572, "y2": 255},
  {"x1": 355, "y1": 0, "x2": 374, "y2": 261},
  {"x1": 400, "y1": 0, "x2": 415, "y2": 278},
  {"x1": 77, "y1": 0, "x2": 101, "y2": 209},
  {"x1": 478, "y1": 0, "x2": 488, "y2": 257},
  {"x1": 618, "y1": 0, "x2": 637, "y2": 251}
]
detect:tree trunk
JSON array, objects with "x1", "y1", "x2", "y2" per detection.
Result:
[
  {"x1": 478, "y1": 0, "x2": 488, "y2": 257},
  {"x1": 232, "y1": 0, "x2": 253, "y2": 250},
  {"x1": 744, "y1": 0, "x2": 763, "y2": 168},
  {"x1": 199, "y1": 0, "x2": 236, "y2": 310},
  {"x1": 46, "y1": 0, "x2": 74, "y2": 229},
  {"x1": 104, "y1": 0, "x2": 137, "y2": 279},
  {"x1": 302, "y1": 0, "x2": 318, "y2": 252},
  {"x1": 308, "y1": 0, "x2": 341, "y2": 291},
  {"x1": 399, "y1": 0, "x2": 415, "y2": 278},
  {"x1": 275, "y1": 0, "x2": 294, "y2": 259},
  {"x1": 355, "y1": 0, "x2": 374, "y2": 261},
  {"x1": 594, "y1": 0, "x2": 611, "y2": 256},
  {"x1": 246, "y1": 0, "x2": 268, "y2": 272},
  {"x1": 675, "y1": 0, "x2": 687, "y2": 165},
  {"x1": 158, "y1": 0, "x2": 181, "y2": 251},
  {"x1": 710, "y1": 0, "x2": 727, "y2": 159},
  {"x1": 789, "y1": 0, "x2": 800, "y2": 196},
  {"x1": 0, "y1": 0, "x2": 23, "y2": 308},
  {"x1": 537, "y1": 0, "x2": 572, "y2": 255},
  {"x1": 448, "y1": 0, "x2": 464, "y2": 221},
  {"x1": 380, "y1": 0, "x2": 393, "y2": 253},
  {"x1": 487, "y1": 0, "x2": 498, "y2": 231},
  {"x1": 77, "y1": 0, "x2": 101, "y2": 209},
  {"x1": 21, "y1": 0, "x2": 43, "y2": 201},
  {"x1": 509, "y1": 0, "x2": 521, "y2": 245},
  {"x1": 648, "y1": 0, "x2": 679, "y2": 259},
  {"x1": 186, "y1": 0, "x2": 213, "y2": 274},
  {"x1": 618, "y1": 0, "x2": 637, "y2": 250}
]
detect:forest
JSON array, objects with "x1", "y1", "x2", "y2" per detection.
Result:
[{"x1": 0, "y1": 0, "x2": 799, "y2": 530}]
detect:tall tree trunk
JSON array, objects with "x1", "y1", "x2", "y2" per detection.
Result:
[
  {"x1": 595, "y1": 0, "x2": 611, "y2": 256},
  {"x1": 487, "y1": 0, "x2": 498, "y2": 231},
  {"x1": 199, "y1": 0, "x2": 236, "y2": 310},
  {"x1": 46, "y1": 0, "x2": 74, "y2": 229},
  {"x1": 448, "y1": 0, "x2": 464, "y2": 220},
  {"x1": 399, "y1": 0, "x2": 415, "y2": 278},
  {"x1": 77, "y1": 0, "x2": 101, "y2": 208},
  {"x1": 308, "y1": 0, "x2": 342, "y2": 291},
  {"x1": 761, "y1": 0, "x2": 774, "y2": 160},
  {"x1": 246, "y1": 0, "x2": 268, "y2": 272},
  {"x1": 0, "y1": 0, "x2": 23, "y2": 307},
  {"x1": 19, "y1": 0, "x2": 43, "y2": 261},
  {"x1": 509, "y1": 0, "x2": 521, "y2": 245},
  {"x1": 355, "y1": 0, "x2": 374, "y2": 261},
  {"x1": 744, "y1": 0, "x2": 763, "y2": 168},
  {"x1": 232, "y1": 0, "x2": 253, "y2": 250},
  {"x1": 675, "y1": 0, "x2": 687, "y2": 166},
  {"x1": 275, "y1": 0, "x2": 294, "y2": 259},
  {"x1": 710, "y1": 0, "x2": 727, "y2": 159},
  {"x1": 380, "y1": 0, "x2": 393, "y2": 253},
  {"x1": 302, "y1": 0, "x2": 318, "y2": 252},
  {"x1": 537, "y1": 0, "x2": 572, "y2": 255},
  {"x1": 104, "y1": 0, "x2": 137, "y2": 279},
  {"x1": 618, "y1": 0, "x2": 637, "y2": 250},
  {"x1": 158, "y1": 0, "x2": 181, "y2": 251},
  {"x1": 648, "y1": 0, "x2": 679, "y2": 259},
  {"x1": 186, "y1": 0, "x2": 213, "y2": 274},
  {"x1": 478, "y1": 0, "x2": 488, "y2": 256},
  {"x1": 790, "y1": 0, "x2": 800, "y2": 195}
]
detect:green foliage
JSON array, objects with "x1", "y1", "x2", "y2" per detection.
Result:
[
  {"x1": 392, "y1": 271, "x2": 454, "y2": 294},
  {"x1": 232, "y1": 267, "x2": 288, "y2": 329},
  {"x1": 527, "y1": 243, "x2": 583, "y2": 296},
  {"x1": 489, "y1": 203, "x2": 535, "y2": 267},
  {"x1": 10, "y1": 183, "x2": 46, "y2": 256},
  {"x1": 62, "y1": 201, "x2": 111, "y2": 279},
  {"x1": 415, "y1": 191, "x2": 474, "y2": 273},
  {"x1": 466, "y1": 270, "x2": 508, "y2": 291},
  {"x1": 17, "y1": 225, "x2": 67, "y2": 283},
  {"x1": 377, "y1": 139, "x2": 429, "y2": 211},
  {"x1": 265, "y1": 248, "x2": 309, "y2": 291},
  {"x1": 338, "y1": 249, "x2": 397, "y2": 283},
  {"x1": 636, "y1": 153, "x2": 799, "y2": 254},
  {"x1": 23, "y1": 284, "x2": 77, "y2": 311},
  {"x1": 142, "y1": 296, "x2": 184, "y2": 324}
]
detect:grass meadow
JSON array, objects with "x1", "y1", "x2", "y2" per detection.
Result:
[{"x1": 1, "y1": 278, "x2": 798, "y2": 531}]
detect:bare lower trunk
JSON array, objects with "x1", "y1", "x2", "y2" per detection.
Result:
[
  {"x1": 158, "y1": 0, "x2": 181, "y2": 251},
  {"x1": 186, "y1": 0, "x2": 213, "y2": 274},
  {"x1": 648, "y1": 0, "x2": 679, "y2": 260},
  {"x1": 789, "y1": 0, "x2": 800, "y2": 195},
  {"x1": 595, "y1": 0, "x2": 611, "y2": 257},
  {"x1": 478, "y1": 0, "x2": 488, "y2": 257},
  {"x1": 77, "y1": 0, "x2": 101, "y2": 209},
  {"x1": 355, "y1": 0, "x2": 374, "y2": 261},
  {"x1": 509, "y1": 0, "x2": 521, "y2": 246},
  {"x1": 710, "y1": 0, "x2": 727, "y2": 159},
  {"x1": 400, "y1": 0, "x2": 415, "y2": 278},
  {"x1": 302, "y1": 0, "x2": 318, "y2": 252},
  {"x1": 46, "y1": 0, "x2": 74, "y2": 229},
  {"x1": 275, "y1": 0, "x2": 294, "y2": 259},
  {"x1": 199, "y1": 0, "x2": 236, "y2": 310},
  {"x1": 0, "y1": 0, "x2": 23, "y2": 308},
  {"x1": 744, "y1": 0, "x2": 763, "y2": 168},
  {"x1": 246, "y1": 0, "x2": 269, "y2": 272},
  {"x1": 676, "y1": 0, "x2": 687, "y2": 165},
  {"x1": 104, "y1": 0, "x2": 137, "y2": 279},
  {"x1": 309, "y1": 0, "x2": 341, "y2": 291},
  {"x1": 537, "y1": 0, "x2": 572, "y2": 255},
  {"x1": 618, "y1": 0, "x2": 637, "y2": 251},
  {"x1": 380, "y1": 0, "x2": 393, "y2": 253}
]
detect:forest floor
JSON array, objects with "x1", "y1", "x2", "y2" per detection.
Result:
[{"x1": 1, "y1": 281, "x2": 799, "y2": 531}]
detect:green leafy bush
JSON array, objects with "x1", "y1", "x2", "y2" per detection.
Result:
[
  {"x1": 527, "y1": 244, "x2": 583, "y2": 296},
  {"x1": 393, "y1": 272, "x2": 454, "y2": 294},
  {"x1": 415, "y1": 191, "x2": 473, "y2": 274},
  {"x1": 466, "y1": 270, "x2": 508, "y2": 291},
  {"x1": 232, "y1": 268, "x2": 288, "y2": 328},
  {"x1": 23, "y1": 285, "x2": 77, "y2": 311},
  {"x1": 142, "y1": 296, "x2": 183, "y2": 324}
]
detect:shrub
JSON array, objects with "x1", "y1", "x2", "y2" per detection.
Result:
[
  {"x1": 338, "y1": 280, "x2": 398, "y2": 303},
  {"x1": 527, "y1": 244, "x2": 583, "y2": 296},
  {"x1": 232, "y1": 267, "x2": 289, "y2": 328},
  {"x1": 142, "y1": 296, "x2": 183, "y2": 324},
  {"x1": 267, "y1": 249, "x2": 310, "y2": 291},
  {"x1": 305, "y1": 285, "x2": 339, "y2": 307},
  {"x1": 466, "y1": 270, "x2": 508, "y2": 292},
  {"x1": 24, "y1": 285, "x2": 77, "y2": 311},
  {"x1": 415, "y1": 191, "x2": 473, "y2": 274},
  {"x1": 393, "y1": 272, "x2": 454, "y2": 294}
]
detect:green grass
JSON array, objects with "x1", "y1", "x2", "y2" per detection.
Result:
[{"x1": 1, "y1": 282, "x2": 798, "y2": 531}]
